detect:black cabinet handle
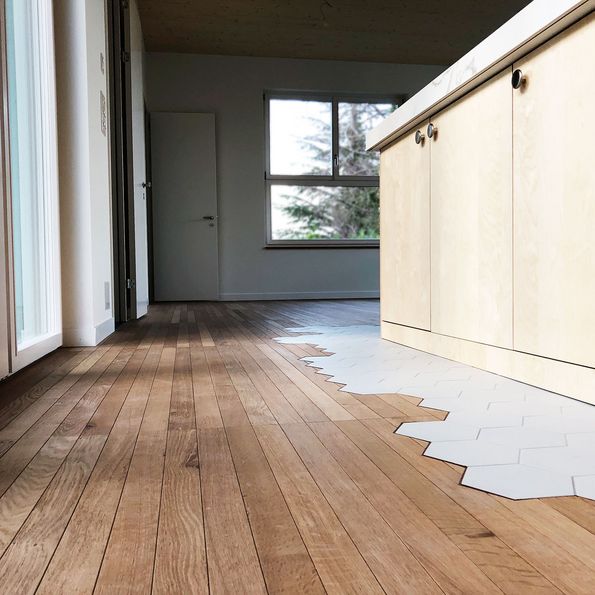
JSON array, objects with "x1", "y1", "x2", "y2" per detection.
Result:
[{"x1": 512, "y1": 69, "x2": 525, "y2": 89}]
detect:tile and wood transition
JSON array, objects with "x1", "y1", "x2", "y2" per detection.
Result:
[
  {"x1": 1, "y1": 300, "x2": 595, "y2": 593},
  {"x1": 370, "y1": 0, "x2": 595, "y2": 405}
]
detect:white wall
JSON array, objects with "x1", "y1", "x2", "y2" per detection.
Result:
[
  {"x1": 146, "y1": 53, "x2": 443, "y2": 300},
  {"x1": 55, "y1": 0, "x2": 114, "y2": 345}
]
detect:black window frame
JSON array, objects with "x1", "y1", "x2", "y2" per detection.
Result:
[{"x1": 264, "y1": 90, "x2": 403, "y2": 247}]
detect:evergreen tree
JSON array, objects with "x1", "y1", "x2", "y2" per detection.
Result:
[{"x1": 278, "y1": 102, "x2": 393, "y2": 240}]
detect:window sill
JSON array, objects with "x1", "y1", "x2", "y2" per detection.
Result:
[{"x1": 265, "y1": 242, "x2": 379, "y2": 249}]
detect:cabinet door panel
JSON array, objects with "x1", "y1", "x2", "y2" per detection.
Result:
[
  {"x1": 514, "y1": 13, "x2": 595, "y2": 367},
  {"x1": 431, "y1": 69, "x2": 513, "y2": 348},
  {"x1": 380, "y1": 123, "x2": 430, "y2": 330}
]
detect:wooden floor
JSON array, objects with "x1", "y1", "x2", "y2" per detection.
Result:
[{"x1": 0, "y1": 301, "x2": 594, "y2": 594}]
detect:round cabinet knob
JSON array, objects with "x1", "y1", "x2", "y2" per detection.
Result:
[
  {"x1": 512, "y1": 69, "x2": 526, "y2": 89},
  {"x1": 427, "y1": 122, "x2": 437, "y2": 139},
  {"x1": 414, "y1": 130, "x2": 425, "y2": 145}
]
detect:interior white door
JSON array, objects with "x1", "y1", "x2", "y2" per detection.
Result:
[
  {"x1": 130, "y1": 0, "x2": 148, "y2": 317},
  {"x1": 151, "y1": 112, "x2": 219, "y2": 301}
]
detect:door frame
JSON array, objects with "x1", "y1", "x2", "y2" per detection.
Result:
[{"x1": 107, "y1": 0, "x2": 136, "y2": 323}]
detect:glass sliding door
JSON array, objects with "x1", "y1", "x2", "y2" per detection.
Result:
[{"x1": 2, "y1": 0, "x2": 61, "y2": 371}]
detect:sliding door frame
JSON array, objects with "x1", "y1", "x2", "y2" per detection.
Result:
[
  {"x1": 0, "y1": 0, "x2": 62, "y2": 373},
  {"x1": 0, "y1": 0, "x2": 12, "y2": 378},
  {"x1": 107, "y1": 0, "x2": 137, "y2": 324}
]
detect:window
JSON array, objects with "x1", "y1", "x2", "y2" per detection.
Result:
[
  {"x1": 2, "y1": 0, "x2": 61, "y2": 369},
  {"x1": 265, "y1": 93, "x2": 398, "y2": 246}
]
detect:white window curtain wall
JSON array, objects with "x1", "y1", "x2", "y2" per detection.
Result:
[{"x1": 2, "y1": 0, "x2": 61, "y2": 372}]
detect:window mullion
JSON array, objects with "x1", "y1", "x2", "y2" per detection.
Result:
[{"x1": 331, "y1": 98, "x2": 339, "y2": 180}]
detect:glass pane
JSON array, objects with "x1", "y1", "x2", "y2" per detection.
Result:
[
  {"x1": 269, "y1": 99, "x2": 332, "y2": 175},
  {"x1": 271, "y1": 185, "x2": 379, "y2": 241},
  {"x1": 338, "y1": 102, "x2": 396, "y2": 176},
  {"x1": 6, "y1": 0, "x2": 50, "y2": 347}
]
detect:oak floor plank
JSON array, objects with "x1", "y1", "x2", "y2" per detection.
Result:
[
  {"x1": 217, "y1": 344, "x2": 278, "y2": 426},
  {"x1": 0, "y1": 345, "x2": 125, "y2": 497},
  {"x1": 0, "y1": 300, "x2": 591, "y2": 594},
  {"x1": 153, "y1": 328, "x2": 208, "y2": 595},
  {"x1": 0, "y1": 348, "x2": 90, "y2": 432},
  {"x1": 309, "y1": 420, "x2": 501, "y2": 594},
  {"x1": 365, "y1": 417, "x2": 595, "y2": 594},
  {"x1": 245, "y1": 344, "x2": 330, "y2": 423},
  {"x1": 36, "y1": 323, "x2": 166, "y2": 594},
  {"x1": 352, "y1": 393, "x2": 407, "y2": 418},
  {"x1": 214, "y1": 315, "x2": 329, "y2": 423},
  {"x1": 281, "y1": 421, "x2": 442, "y2": 594},
  {"x1": 380, "y1": 392, "x2": 446, "y2": 420},
  {"x1": 0, "y1": 325, "x2": 154, "y2": 594},
  {"x1": 545, "y1": 496, "x2": 595, "y2": 535},
  {"x1": 337, "y1": 418, "x2": 557, "y2": 594},
  {"x1": 0, "y1": 345, "x2": 136, "y2": 557},
  {"x1": 0, "y1": 347, "x2": 86, "y2": 413},
  {"x1": 199, "y1": 426, "x2": 268, "y2": 594},
  {"x1": 94, "y1": 341, "x2": 175, "y2": 594},
  {"x1": 496, "y1": 497, "x2": 595, "y2": 574},
  {"x1": 257, "y1": 343, "x2": 354, "y2": 421},
  {"x1": 226, "y1": 423, "x2": 325, "y2": 593},
  {"x1": 188, "y1": 320, "x2": 223, "y2": 431},
  {"x1": 229, "y1": 343, "x2": 305, "y2": 424},
  {"x1": 0, "y1": 346, "x2": 111, "y2": 456},
  {"x1": 264, "y1": 338, "x2": 383, "y2": 420},
  {"x1": 255, "y1": 423, "x2": 385, "y2": 594}
]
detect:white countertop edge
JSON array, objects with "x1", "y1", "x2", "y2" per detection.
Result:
[{"x1": 367, "y1": 0, "x2": 595, "y2": 151}]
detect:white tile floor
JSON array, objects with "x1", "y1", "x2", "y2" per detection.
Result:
[{"x1": 276, "y1": 324, "x2": 595, "y2": 500}]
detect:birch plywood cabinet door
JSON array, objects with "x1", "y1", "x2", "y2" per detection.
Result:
[
  {"x1": 430, "y1": 68, "x2": 513, "y2": 348},
  {"x1": 380, "y1": 122, "x2": 430, "y2": 330},
  {"x1": 513, "y1": 13, "x2": 595, "y2": 367}
]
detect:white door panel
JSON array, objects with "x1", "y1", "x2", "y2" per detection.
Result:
[
  {"x1": 151, "y1": 113, "x2": 219, "y2": 301},
  {"x1": 130, "y1": 1, "x2": 148, "y2": 317}
]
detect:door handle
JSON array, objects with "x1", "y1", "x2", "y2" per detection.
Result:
[{"x1": 202, "y1": 215, "x2": 215, "y2": 220}]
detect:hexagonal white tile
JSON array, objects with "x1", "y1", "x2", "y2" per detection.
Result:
[
  {"x1": 478, "y1": 426, "x2": 566, "y2": 449},
  {"x1": 396, "y1": 421, "x2": 479, "y2": 442},
  {"x1": 575, "y1": 476, "x2": 595, "y2": 500},
  {"x1": 276, "y1": 324, "x2": 595, "y2": 500},
  {"x1": 425, "y1": 440, "x2": 519, "y2": 466},
  {"x1": 567, "y1": 433, "x2": 595, "y2": 448},
  {"x1": 462, "y1": 464, "x2": 574, "y2": 499},
  {"x1": 445, "y1": 410, "x2": 523, "y2": 428},
  {"x1": 521, "y1": 446, "x2": 595, "y2": 476}
]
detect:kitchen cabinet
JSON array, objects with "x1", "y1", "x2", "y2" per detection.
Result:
[
  {"x1": 430, "y1": 69, "x2": 513, "y2": 348},
  {"x1": 513, "y1": 12, "x2": 595, "y2": 367},
  {"x1": 380, "y1": 121, "x2": 430, "y2": 330},
  {"x1": 372, "y1": 3, "x2": 595, "y2": 404}
]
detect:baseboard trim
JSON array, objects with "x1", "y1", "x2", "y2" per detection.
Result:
[
  {"x1": 382, "y1": 321, "x2": 595, "y2": 406},
  {"x1": 63, "y1": 317, "x2": 115, "y2": 347},
  {"x1": 220, "y1": 290, "x2": 380, "y2": 301},
  {"x1": 95, "y1": 317, "x2": 115, "y2": 344}
]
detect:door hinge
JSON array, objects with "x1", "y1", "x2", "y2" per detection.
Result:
[
  {"x1": 126, "y1": 278, "x2": 136, "y2": 290},
  {"x1": 121, "y1": 50, "x2": 130, "y2": 63}
]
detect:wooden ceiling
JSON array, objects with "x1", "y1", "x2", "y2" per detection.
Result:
[{"x1": 136, "y1": 0, "x2": 532, "y2": 65}]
